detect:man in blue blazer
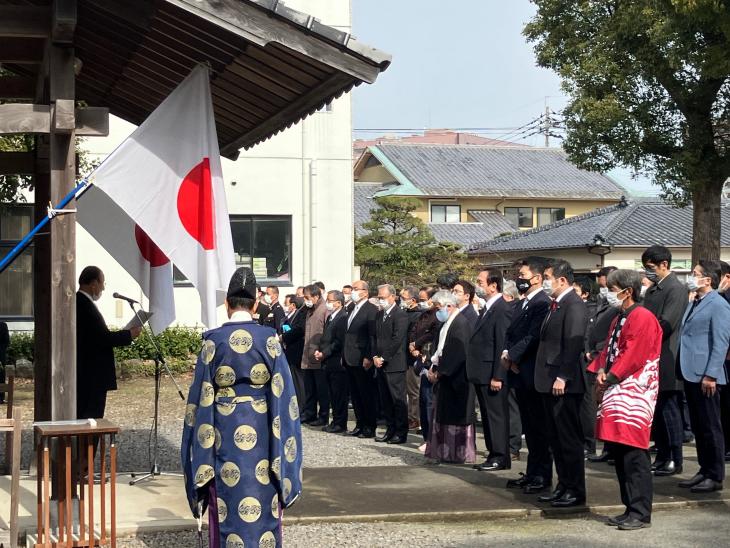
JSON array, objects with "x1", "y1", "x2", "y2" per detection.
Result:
[{"x1": 678, "y1": 260, "x2": 730, "y2": 493}]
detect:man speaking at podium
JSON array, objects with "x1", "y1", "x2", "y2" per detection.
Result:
[{"x1": 76, "y1": 266, "x2": 141, "y2": 419}]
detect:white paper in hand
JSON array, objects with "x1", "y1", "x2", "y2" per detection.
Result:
[{"x1": 124, "y1": 310, "x2": 154, "y2": 330}]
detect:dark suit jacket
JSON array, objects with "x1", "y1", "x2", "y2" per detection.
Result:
[
  {"x1": 345, "y1": 301, "x2": 356, "y2": 314},
  {"x1": 584, "y1": 302, "x2": 620, "y2": 363},
  {"x1": 343, "y1": 301, "x2": 377, "y2": 367},
  {"x1": 459, "y1": 304, "x2": 478, "y2": 326},
  {"x1": 281, "y1": 307, "x2": 306, "y2": 370},
  {"x1": 434, "y1": 313, "x2": 475, "y2": 425},
  {"x1": 262, "y1": 301, "x2": 286, "y2": 329},
  {"x1": 375, "y1": 305, "x2": 409, "y2": 373},
  {"x1": 466, "y1": 296, "x2": 513, "y2": 385},
  {"x1": 504, "y1": 290, "x2": 551, "y2": 389},
  {"x1": 317, "y1": 308, "x2": 347, "y2": 370},
  {"x1": 643, "y1": 272, "x2": 687, "y2": 391},
  {"x1": 255, "y1": 301, "x2": 271, "y2": 326},
  {"x1": 76, "y1": 292, "x2": 132, "y2": 394},
  {"x1": 534, "y1": 290, "x2": 588, "y2": 394}
]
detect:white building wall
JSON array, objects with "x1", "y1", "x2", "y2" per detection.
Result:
[{"x1": 76, "y1": 0, "x2": 355, "y2": 329}]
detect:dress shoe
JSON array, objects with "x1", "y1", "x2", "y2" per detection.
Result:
[
  {"x1": 300, "y1": 416, "x2": 317, "y2": 425},
  {"x1": 606, "y1": 513, "x2": 629, "y2": 526},
  {"x1": 375, "y1": 431, "x2": 394, "y2": 443},
  {"x1": 618, "y1": 518, "x2": 651, "y2": 531},
  {"x1": 387, "y1": 435, "x2": 408, "y2": 444},
  {"x1": 550, "y1": 492, "x2": 585, "y2": 508},
  {"x1": 690, "y1": 478, "x2": 723, "y2": 493},
  {"x1": 346, "y1": 427, "x2": 363, "y2": 437},
  {"x1": 523, "y1": 479, "x2": 551, "y2": 495},
  {"x1": 357, "y1": 428, "x2": 375, "y2": 439},
  {"x1": 683, "y1": 431, "x2": 695, "y2": 444},
  {"x1": 654, "y1": 461, "x2": 682, "y2": 476},
  {"x1": 537, "y1": 488, "x2": 565, "y2": 503},
  {"x1": 725, "y1": 451, "x2": 730, "y2": 463},
  {"x1": 678, "y1": 473, "x2": 706, "y2": 488},
  {"x1": 474, "y1": 460, "x2": 508, "y2": 472},
  {"x1": 308, "y1": 418, "x2": 327, "y2": 427},
  {"x1": 506, "y1": 473, "x2": 529, "y2": 489},
  {"x1": 510, "y1": 452, "x2": 520, "y2": 461},
  {"x1": 324, "y1": 424, "x2": 346, "y2": 434},
  {"x1": 588, "y1": 451, "x2": 611, "y2": 463}
]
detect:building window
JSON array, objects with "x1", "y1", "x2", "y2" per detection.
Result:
[
  {"x1": 431, "y1": 204, "x2": 461, "y2": 223},
  {"x1": 504, "y1": 207, "x2": 533, "y2": 228},
  {"x1": 0, "y1": 205, "x2": 34, "y2": 318},
  {"x1": 537, "y1": 207, "x2": 565, "y2": 226}
]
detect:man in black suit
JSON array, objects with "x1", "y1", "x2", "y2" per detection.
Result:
[
  {"x1": 373, "y1": 283, "x2": 410, "y2": 444},
  {"x1": 280, "y1": 294, "x2": 306, "y2": 411},
  {"x1": 76, "y1": 266, "x2": 140, "y2": 419},
  {"x1": 343, "y1": 285, "x2": 355, "y2": 314},
  {"x1": 400, "y1": 285, "x2": 423, "y2": 430},
  {"x1": 343, "y1": 280, "x2": 378, "y2": 438},
  {"x1": 262, "y1": 286, "x2": 286, "y2": 329},
  {"x1": 315, "y1": 290, "x2": 349, "y2": 433},
  {"x1": 503, "y1": 256, "x2": 552, "y2": 494},
  {"x1": 254, "y1": 286, "x2": 271, "y2": 326},
  {"x1": 453, "y1": 280, "x2": 478, "y2": 326},
  {"x1": 535, "y1": 259, "x2": 588, "y2": 507},
  {"x1": 468, "y1": 269, "x2": 514, "y2": 471}
]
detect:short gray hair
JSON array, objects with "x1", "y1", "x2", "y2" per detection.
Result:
[
  {"x1": 402, "y1": 285, "x2": 419, "y2": 300},
  {"x1": 432, "y1": 290, "x2": 457, "y2": 307},
  {"x1": 327, "y1": 290, "x2": 344, "y2": 305},
  {"x1": 378, "y1": 284, "x2": 396, "y2": 296},
  {"x1": 607, "y1": 269, "x2": 643, "y2": 300},
  {"x1": 503, "y1": 280, "x2": 519, "y2": 299}
]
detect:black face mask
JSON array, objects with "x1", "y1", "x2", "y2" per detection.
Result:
[{"x1": 516, "y1": 277, "x2": 533, "y2": 294}]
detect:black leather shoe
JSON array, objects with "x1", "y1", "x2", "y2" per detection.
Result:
[
  {"x1": 607, "y1": 513, "x2": 629, "y2": 526},
  {"x1": 690, "y1": 478, "x2": 723, "y2": 493},
  {"x1": 309, "y1": 418, "x2": 327, "y2": 427},
  {"x1": 538, "y1": 488, "x2": 565, "y2": 503},
  {"x1": 650, "y1": 459, "x2": 665, "y2": 471},
  {"x1": 357, "y1": 428, "x2": 376, "y2": 439},
  {"x1": 375, "y1": 431, "x2": 394, "y2": 443},
  {"x1": 506, "y1": 473, "x2": 529, "y2": 489},
  {"x1": 678, "y1": 473, "x2": 706, "y2": 488},
  {"x1": 618, "y1": 518, "x2": 651, "y2": 531},
  {"x1": 523, "y1": 479, "x2": 551, "y2": 495},
  {"x1": 725, "y1": 452, "x2": 730, "y2": 463},
  {"x1": 387, "y1": 435, "x2": 407, "y2": 444},
  {"x1": 588, "y1": 451, "x2": 611, "y2": 463},
  {"x1": 300, "y1": 416, "x2": 317, "y2": 425},
  {"x1": 550, "y1": 492, "x2": 585, "y2": 507},
  {"x1": 347, "y1": 427, "x2": 363, "y2": 437},
  {"x1": 475, "y1": 460, "x2": 508, "y2": 472},
  {"x1": 654, "y1": 461, "x2": 682, "y2": 476},
  {"x1": 324, "y1": 424, "x2": 346, "y2": 434},
  {"x1": 682, "y1": 431, "x2": 695, "y2": 444}
]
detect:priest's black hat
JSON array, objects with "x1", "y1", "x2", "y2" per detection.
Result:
[{"x1": 227, "y1": 267, "x2": 258, "y2": 300}]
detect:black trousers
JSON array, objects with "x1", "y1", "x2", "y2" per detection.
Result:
[
  {"x1": 77, "y1": 390, "x2": 107, "y2": 419},
  {"x1": 288, "y1": 362, "x2": 306, "y2": 413},
  {"x1": 580, "y1": 372, "x2": 597, "y2": 453},
  {"x1": 721, "y1": 380, "x2": 730, "y2": 451},
  {"x1": 377, "y1": 369, "x2": 409, "y2": 437},
  {"x1": 325, "y1": 365, "x2": 350, "y2": 428},
  {"x1": 611, "y1": 442, "x2": 652, "y2": 522},
  {"x1": 474, "y1": 382, "x2": 510, "y2": 466},
  {"x1": 508, "y1": 387, "x2": 522, "y2": 454},
  {"x1": 346, "y1": 364, "x2": 377, "y2": 430},
  {"x1": 303, "y1": 369, "x2": 330, "y2": 422},
  {"x1": 512, "y1": 375, "x2": 552, "y2": 484},
  {"x1": 685, "y1": 380, "x2": 725, "y2": 481},
  {"x1": 542, "y1": 393, "x2": 585, "y2": 498},
  {"x1": 654, "y1": 390, "x2": 684, "y2": 465}
]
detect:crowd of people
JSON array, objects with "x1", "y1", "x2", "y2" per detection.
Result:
[{"x1": 252, "y1": 243, "x2": 730, "y2": 531}]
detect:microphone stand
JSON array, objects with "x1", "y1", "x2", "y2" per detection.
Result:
[{"x1": 126, "y1": 300, "x2": 185, "y2": 485}]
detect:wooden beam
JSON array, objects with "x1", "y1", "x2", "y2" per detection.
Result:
[
  {"x1": 0, "y1": 152, "x2": 35, "y2": 175},
  {"x1": 75, "y1": 107, "x2": 109, "y2": 136},
  {"x1": 52, "y1": 98, "x2": 75, "y2": 132},
  {"x1": 0, "y1": 103, "x2": 109, "y2": 136},
  {"x1": 0, "y1": 6, "x2": 51, "y2": 39},
  {"x1": 52, "y1": 0, "x2": 77, "y2": 43},
  {"x1": 0, "y1": 76, "x2": 35, "y2": 100},
  {"x1": 0, "y1": 104, "x2": 51, "y2": 134},
  {"x1": 0, "y1": 38, "x2": 45, "y2": 63}
]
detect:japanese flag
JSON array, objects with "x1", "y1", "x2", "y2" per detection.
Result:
[
  {"x1": 77, "y1": 186, "x2": 176, "y2": 334},
  {"x1": 86, "y1": 65, "x2": 235, "y2": 327}
]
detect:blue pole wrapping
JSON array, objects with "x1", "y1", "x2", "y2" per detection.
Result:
[{"x1": 0, "y1": 179, "x2": 91, "y2": 274}]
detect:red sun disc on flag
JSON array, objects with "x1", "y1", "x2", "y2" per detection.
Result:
[
  {"x1": 134, "y1": 224, "x2": 170, "y2": 267},
  {"x1": 177, "y1": 157, "x2": 215, "y2": 250}
]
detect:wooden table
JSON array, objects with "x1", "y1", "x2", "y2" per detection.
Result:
[{"x1": 31, "y1": 420, "x2": 118, "y2": 548}]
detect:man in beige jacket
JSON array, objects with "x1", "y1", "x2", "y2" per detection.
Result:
[{"x1": 301, "y1": 283, "x2": 330, "y2": 426}]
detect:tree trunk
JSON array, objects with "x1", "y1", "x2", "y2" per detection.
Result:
[{"x1": 691, "y1": 184, "x2": 722, "y2": 265}]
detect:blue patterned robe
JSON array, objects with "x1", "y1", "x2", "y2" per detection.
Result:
[{"x1": 182, "y1": 320, "x2": 303, "y2": 548}]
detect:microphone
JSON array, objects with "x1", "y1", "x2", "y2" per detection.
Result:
[{"x1": 113, "y1": 292, "x2": 139, "y2": 305}]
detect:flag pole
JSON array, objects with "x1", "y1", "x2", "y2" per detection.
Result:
[{"x1": 0, "y1": 179, "x2": 92, "y2": 275}]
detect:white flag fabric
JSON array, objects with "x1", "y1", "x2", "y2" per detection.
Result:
[
  {"x1": 87, "y1": 65, "x2": 235, "y2": 327},
  {"x1": 77, "y1": 186, "x2": 176, "y2": 334}
]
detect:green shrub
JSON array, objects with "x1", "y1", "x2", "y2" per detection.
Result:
[{"x1": 7, "y1": 332, "x2": 34, "y2": 363}]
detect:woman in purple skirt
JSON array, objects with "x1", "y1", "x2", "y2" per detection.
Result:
[{"x1": 425, "y1": 290, "x2": 477, "y2": 464}]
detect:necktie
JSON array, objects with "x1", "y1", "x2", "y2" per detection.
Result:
[
  {"x1": 551, "y1": 300, "x2": 558, "y2": 312},
  {"x1": 687, "y1": 295, "x2": 700, "y2": 319},
  {"x1": 521, "y1": 299, "x2": 528, "y2": 310}
]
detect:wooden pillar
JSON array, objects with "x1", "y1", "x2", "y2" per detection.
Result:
[{"x1": 47, "y1": 0, "x2": 77, "y2": 421}]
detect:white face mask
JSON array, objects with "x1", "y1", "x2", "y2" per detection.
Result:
[
  {"x1": 92, "y1": 290, "x2": 102, "y2": 302},
  {"x1": 640, "y1": 285, "x2": 648, "y2": 298},
  {"x1": 418, "y1": 301, "x2": 430, "y2": 310},
  {"x1": 606, "y1": 290, "x2": 628, "y2": 309},
  {"x1": 378, "y1": 299, "x2": 389, "y2": 310},
  {"x1": 304, "y1": 299, "x2": 314, "y2": 308},
  {"x1": 263, "y1": 294, "x2": 272, "y2": 305},
  {"x1": 399, "y1": 300, "x2": 410, "y2": 310},
  {"x1": 355, "y1": 290, "x2": 367, "y2": 302},
  {"x1": 344, "y1": 293, "x2": 352, "y2": 302},
  {"x1": 687, "y1": 276, "x2": 706, "y2": 292},
  {"x1": 599, "y1": 287, "x2": 609, "y2": 298},
  {"x1": 325, "y1": 302, "x2": 335, "y2": 312},
  {"x1": 542, "y1": 279, "x2": 553, "y2": 294}
]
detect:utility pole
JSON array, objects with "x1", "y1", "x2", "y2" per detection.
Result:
[{"x1": 544, "y1": 103, "x2": 551, "y2": 148}]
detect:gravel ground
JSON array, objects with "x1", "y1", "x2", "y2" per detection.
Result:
[
  {"x1": 114, "y1": 506, "x2": 730, "y2": 547},
  {"x1": 5, "y1": 377, "x2": 450, "y2": 473}
]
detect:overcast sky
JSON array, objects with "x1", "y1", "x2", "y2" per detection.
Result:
[{"x1": 351, "y1": 0, "x2": 659, "y2": 196}]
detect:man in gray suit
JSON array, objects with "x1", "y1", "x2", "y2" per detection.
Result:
[{"x1": 677, "y1": 260, "x2": 730, "y2": 493}]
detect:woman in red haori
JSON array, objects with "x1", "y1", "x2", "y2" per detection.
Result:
[{"x1": 588, "y1": 269, "x2": 662, "y2": 531}]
